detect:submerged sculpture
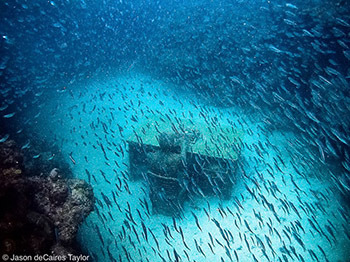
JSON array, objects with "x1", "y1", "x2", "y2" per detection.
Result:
[
  {"x1": 128, "y1": 116, "x2": 241, "y2": 215},
  {"x1": 146, "y1": 131, "x2": 199, "y2": 214}
]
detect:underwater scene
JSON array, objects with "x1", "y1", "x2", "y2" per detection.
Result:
[{"x1": 1, "y1": 0, "x2": 350, "y2": 261}]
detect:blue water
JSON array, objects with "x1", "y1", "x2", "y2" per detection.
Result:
[{"x1": 1, "y1": 0, "x2": 350, "y2": 261}]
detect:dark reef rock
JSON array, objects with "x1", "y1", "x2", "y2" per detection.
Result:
[
  {"x1": 34, "y1": 177, "x2": 94, "y2": 245},
  {"x1": 0, "y1": 140, "x2": 94, "y2": 256},
  {"x1": 22, "y1": 140, "x2": 72, "y2": 179},
  {"x1": 0, "y1": 140, "x2": 24, "y2": 176}
]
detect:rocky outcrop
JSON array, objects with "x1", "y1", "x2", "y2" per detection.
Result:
[{"x1": 0, "y1": 140, "x2": 94, "y2": 256}]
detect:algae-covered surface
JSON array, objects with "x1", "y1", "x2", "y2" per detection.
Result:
[{"x1": 128, "y1": 114, "x2": 243, "y2": 160}]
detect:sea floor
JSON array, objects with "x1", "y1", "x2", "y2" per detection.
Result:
[{"x1": 31, "y1": 71, "x2": 350, "y2": 262}]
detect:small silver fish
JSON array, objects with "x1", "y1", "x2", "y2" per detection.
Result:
[
  {"x1": 0, "y1": 104, "x2": 8, "y2": 111},
  {"x1": 3, "y1": 112, "x2": 15, "y2": 118},
  {"x1": 21, "y1": 140, "x2": 31, "y2": 150},
  {"x1": 33, "y1": 153, "x2": 41, "y2": 159},
  {"x1": 0, "y1": 134, "x2": 9, "y2": 143}
]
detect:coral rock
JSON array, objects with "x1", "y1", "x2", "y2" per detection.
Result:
[{"x1": 0, "y1": 140, "x2": 94, "y2": 256}]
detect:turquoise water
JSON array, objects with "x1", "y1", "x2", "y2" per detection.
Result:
[
  {"x1": 26, "y1": 71, "x2": 349, "y2": 261},
  {"x1": 1, "y1": 0, "x2": 350, "y2": 261}
]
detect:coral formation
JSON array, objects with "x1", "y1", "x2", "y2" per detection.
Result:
[
  {"x1": 22, "y1": 139, "x2": 72, "y2": 178},
  {"x1": 0, "y1": 140, "x2": 94, "y2": 256}
]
